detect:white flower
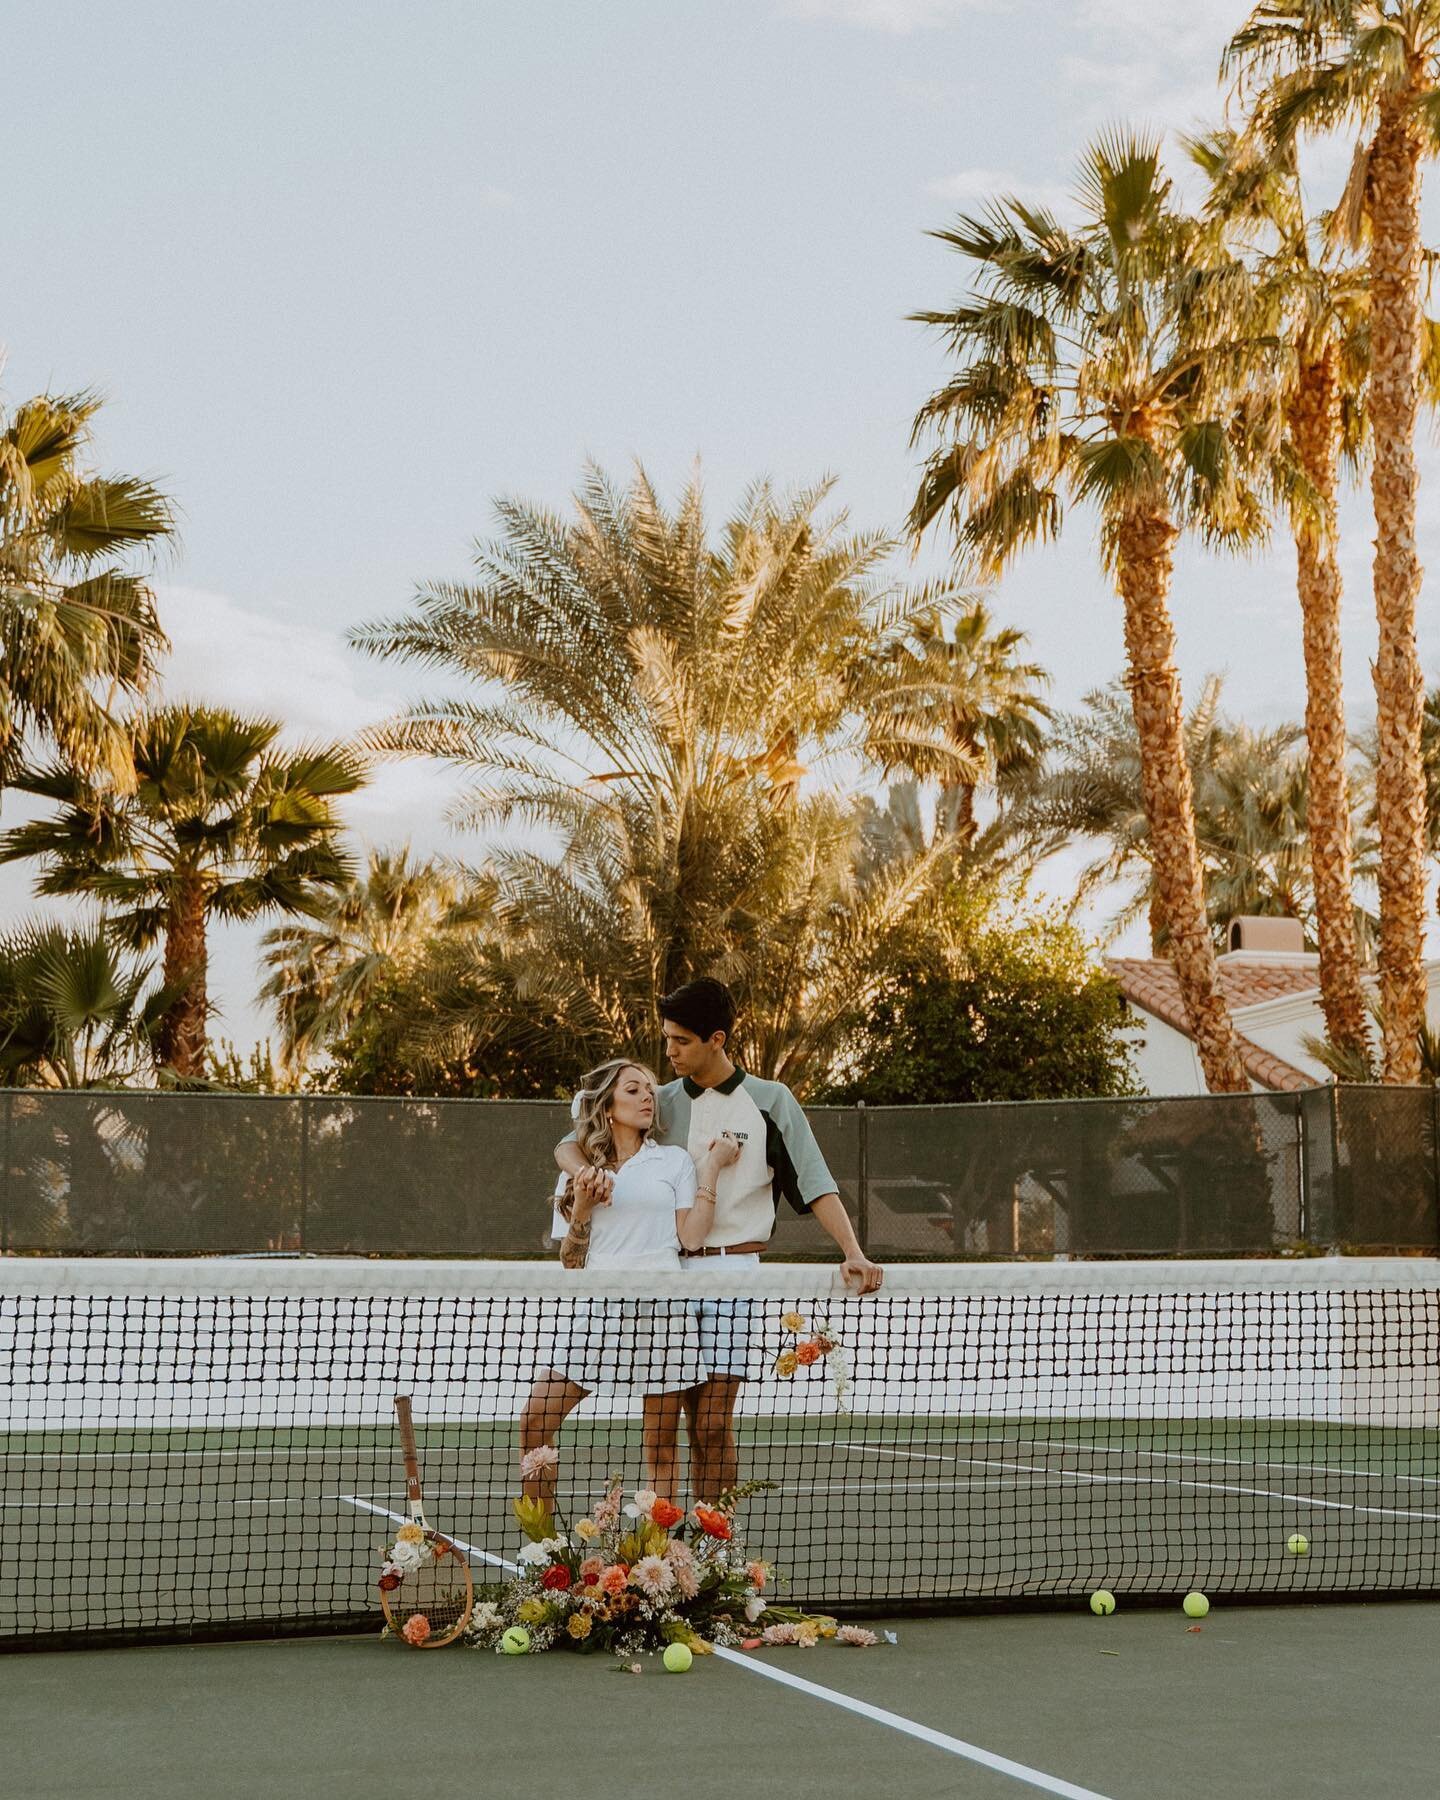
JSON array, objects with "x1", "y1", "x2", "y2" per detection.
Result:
[
  {"x1": 517, "y1": 1542, "x2": 549, "y2": 1566},
  {"x1": 632, "y1": 1488, "x2": 658, "y2": 1516},
  {"x1": 744, "y1": 1593, "x2": 766, "y2": 1623},
  {"x1": 388, "y1": 1540, "x2": 424, "y2": 1572},
  {"x1": 468, "y1": 1603, "x2": 502, "y2": 1635},
  {"x1": 575, "y1": 1519, "x2": 599, "y2": 1542}
]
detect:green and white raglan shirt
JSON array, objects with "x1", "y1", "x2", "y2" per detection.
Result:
[{"x1": 653, "y1": 1069, "x2": 835, "y2": 1249}]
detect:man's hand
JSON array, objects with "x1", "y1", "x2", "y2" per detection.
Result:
[
  {"x1": 840, "y1": 1251, "x2": 884, "y2": 1294},
  {"x1": 706, "y1": 1133, "x2": 742, "y2": 1169},
  {"x1": 572, "y1": 1165, "x2": 614, "y2": 1215}
]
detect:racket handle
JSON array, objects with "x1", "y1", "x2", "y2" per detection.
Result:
[{"x1": 394, "y1": 1394, "x2": 424, "y2": 1509}]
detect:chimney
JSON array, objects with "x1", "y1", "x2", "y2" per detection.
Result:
[{"x1": 1226, "y1": 915, "x2": 1307, "y2": 955}]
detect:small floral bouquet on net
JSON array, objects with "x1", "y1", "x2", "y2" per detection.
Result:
[
  {"x1": 774, "y1": 1308, "x2": 850, "y2": 1410},
  {"x1": 467, "y1": 1448, "x2": 874, "y2": 1659}
]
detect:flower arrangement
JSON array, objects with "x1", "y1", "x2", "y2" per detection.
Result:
[
  {"x1": 377, "y1": 1519, "x2": 473, "y2": 1647},
  {"x1": 774, "y1": 1308, "x2": 850, "y2": 1409},
  {"x1": 378, "y1": 1520, "x2": 434, "y2": 1595},
  {"x1": 468, "y1": 1455, "x2": 867, "y2": 1660}
]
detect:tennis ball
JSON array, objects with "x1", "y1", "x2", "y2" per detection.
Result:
[
  {"x1": 1287, "y1": 1533, "x2": 1310, "y2": 1556},
  {"x1": 500, "y1": 1626, "x2": 531, "y2": 1655},
  {"x1": 662, "y1": 1642, "x2": 694, "y2": 1673},
  {"x1": 1182, "y1": 1592, "x2": 1209, "y2": 1618},
  {"x1": 1089, "y1": 1590, "x2": 1116, "y2": 1616}
]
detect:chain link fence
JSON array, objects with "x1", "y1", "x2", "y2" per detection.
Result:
[{"x1": 1, "y1": 1084, "x2": 1435, "y2": 1258}]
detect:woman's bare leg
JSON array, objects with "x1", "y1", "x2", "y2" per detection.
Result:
[
  {"x1": 519, "y1": 1372, "x2": 588, "y2": 1502},
  {"x1": 641, "y1": 1392, "x2": 683, "y2": 1503}
]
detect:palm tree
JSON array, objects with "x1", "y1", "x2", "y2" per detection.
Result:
[
  {"x1": 352, "y1": 463, "x2": 974, "y2": 1019},
  {"x1": 258, "y1": 847, "x2": 492, "y2": 1071},
  {"x1": 0, "y1": 389, "x2": 175, "y2": 789},
  {"x1": 1189, "y1": 124, "x2": 1375, "y2": 1063},
  {"x1": 1224, "y1": 1, "x2": 1440, "y2": 1082},
  {"x1": 908, "y1": 132, "x2": 1266, "y2": 1091},
  {"x1": 0, "y1": 707, "x2": 364, "y2": 1078},
  {"x1": 0, "y1": 923, "x2": 171, "y2": 1087},
  {"x1": 866, "y1": 600, "x2": 1052, "y2": 843},
  {"x1": 1025, "y1": 678, "x2": 1362, "y2": 951}
]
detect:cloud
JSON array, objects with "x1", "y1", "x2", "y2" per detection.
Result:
[
  {"x1": 925, "y1": 167, "x2": 1074, "y2": 216},
  {"x1": 1062, "y1": 0, "x2": 1253, "y2": 138},
  {"x1": 476, "y1": 186, "x2": 518, "y2": 210},
  {"x1": 780, "y1": 0, "x2": 993, "y2": 31}
]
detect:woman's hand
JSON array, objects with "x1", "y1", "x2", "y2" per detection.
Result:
[
  {"x1": 697, "y1": 1132, "x2": 741, "y2": 1185},
  {"x1": 571, "y1": 1164, "x2": 614, "y2": 1219}
]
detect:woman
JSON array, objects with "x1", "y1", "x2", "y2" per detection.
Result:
[{"x1": 519, "y1": 1058, "x2": 738, "y2": 1506}]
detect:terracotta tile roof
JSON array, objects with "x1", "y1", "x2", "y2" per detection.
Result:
[{"x1": 1104, "y1": 956, "x2": 1317, "y2": 1093}]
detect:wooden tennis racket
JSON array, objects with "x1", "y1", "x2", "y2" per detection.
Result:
[{"x1": 378, "y1": 1394, "x2": 474, "y2": 1648}]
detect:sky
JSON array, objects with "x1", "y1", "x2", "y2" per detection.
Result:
[{"x1": 4, "y1": 0, "x2": 1440, "y2": 1053}]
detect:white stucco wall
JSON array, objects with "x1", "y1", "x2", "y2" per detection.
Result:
[{"x1": 1120, "y1": 1011, "x2": 1209, "y2": 1096}]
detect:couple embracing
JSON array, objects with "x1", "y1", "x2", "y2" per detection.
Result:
[{"x1": 520, "y1": 977, "x2": 883, "y2": 1509}]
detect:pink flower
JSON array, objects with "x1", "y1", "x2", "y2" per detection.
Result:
[
  {"x1": 664, "y1": 1545, "x2": 700, "y2": 1599},
  {"x1": 629, "y1": 1555, "x2": 676, "y2": 1599},
  {"x1": 761, "y1": 1623, "x2": 800, "y2": 1645},
  {"x1": 593, "y1": 1481, "x2": 623, "y2": 1529},
  {"x1": 836, "y1": 1626, "x2": 878, "y2": 1647},
  {"x1": 519, "y1": 1445, "x2": 560, "y2": 1480},
  {"x1": 401, "y1": 1613, "x2": 432, "y2": 1646},
  {"x1": 599, "y1": 1563, "x2": 629, "y2": 1595},
  {"x1": 745, "y1": 1561, "x2": 768, "y2": 1591},
  {"x1": 578, "y1": 1557, "x2": 603, "y2": 1586}
]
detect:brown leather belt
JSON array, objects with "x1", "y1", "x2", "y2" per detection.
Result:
[{"x1": 683, "y1": 1241, "x2": 768, "y2": 1258}]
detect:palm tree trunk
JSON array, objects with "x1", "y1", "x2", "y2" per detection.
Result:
[
  {"x1": 1367, "y1": 101, "x2": 1430, "y2": 1085},
  {"x1": 938, "y1": 781, "x2": 977, "y2": 843},
  {"x1": 158, "y1": 871, "x2": 210, "y2": 1078},
  {"x1": 1116, "y1": 506, "x2": 1250, "y2": 1093},
  {"x1": 1288, "y1": 346, "x2": 1371, "y2": 1062}
]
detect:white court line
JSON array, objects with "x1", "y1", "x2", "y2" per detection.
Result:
[
  {"x1": 834, "y1": 1442, "x2": 1440, "y2": 1523},
  {"x1": 336, "y1": 1497, "x2": 1114, "y2": 1798},
  {"x1": 711, "y1": 1647, "x2": 1114, "y2": 1800}
]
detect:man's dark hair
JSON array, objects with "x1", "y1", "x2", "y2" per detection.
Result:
[{"x1": 659, "y1": 977, "x2": 736, "y2": 1043}]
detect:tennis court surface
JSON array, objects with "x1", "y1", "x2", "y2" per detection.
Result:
[{"x1": 4, "y1": 1256, "x2": 1438, "y2": 1798}]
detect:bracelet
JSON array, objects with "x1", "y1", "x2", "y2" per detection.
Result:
[{"x1": 695, "y1": 1187, "x2": 716, "y2": 1202}]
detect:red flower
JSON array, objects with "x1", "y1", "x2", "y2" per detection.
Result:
[
  {"x1": 693, "y1": 1505, "x2": 731, "y2": 1541},
  {"x1": 378, "y1": 1571, "x2": 401, "y2": 1592},
  {"x1": 796, "y1": 1340, "x2": 822, "y2": 1366},
  {"x1": 650, "y1": 1498, "x2": 684, "y2": 1530},
  {"x1": 540, "y1": 1564, "x2": 573, "y2": 1591}
]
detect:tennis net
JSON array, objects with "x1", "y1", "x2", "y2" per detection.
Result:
[{"x1": 3, "y1": 1258, "x2": 1437, "y2": 1650}]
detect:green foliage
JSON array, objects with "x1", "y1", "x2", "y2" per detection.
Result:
[
  {"x1": 0, "y1": 389, "x2": 177, "y2": 789},
  {"x1": 0, "y1": 922, "x2": 171, "y2": 1087},
  {"x1": 821, "y1": 903, "x2": 1137, "y2": 1105}
]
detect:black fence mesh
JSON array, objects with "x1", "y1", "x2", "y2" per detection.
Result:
[{"x1": 0, "y1": 1084, "x2": 1435, "y2": 1259}]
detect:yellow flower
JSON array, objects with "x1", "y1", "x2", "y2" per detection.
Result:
[
  {"x1": 512, "y1": 1495, "x2": 556, "y2": 1542},
  {"x1": 781, "y1": 1310, "x2": 807, "y2": 1333},
  {"x1": 575, "y1": 1519, "x2": 599, "y2": 1542},
  {"x1": 775, "y1": 1350, "x2": 799, "y2": 1379},
  {"x1": 517, "y1": 1598, "x2": 548, "y2": 1626},
  {"x1": 567, "y1": 1611, "x2": 593, "y2": 1640},
  {"x1": 395, "y1": 1523, "x2": 425, "y2": 1545}
]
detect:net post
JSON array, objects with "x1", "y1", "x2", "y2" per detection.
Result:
[
  {"x1": 298, "y1": 1093, "x2": 310, "y2": 1252},
  {"x1": 856, "y1": 1099, "x2": 870, "y2": 1255}
]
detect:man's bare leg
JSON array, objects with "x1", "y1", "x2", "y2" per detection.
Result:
[
  {"x1": 641, "y1": 1392, "x2": 684, "y2": 1503},
  {"x1": 681, "y1": 1374, "x2": 743, "y2": 1501}
]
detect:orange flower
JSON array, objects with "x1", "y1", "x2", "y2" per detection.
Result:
[
  {"x1": 693, "y1": 1505, "x2": 732, "y2": 1541},
  {"x1": 774, "y1": 1350, "x2": 799, "y2": 1379},
  {"x1": 650, "y1": 1498, "x2": 684, "y2": 1530},
  {"x1": 401, "y1": 1613, "x2": 431, "y2": 1647},
  {"x1": 796, "y1": 1340, "x2": 822, "y2": 1366},
  {"x1": 599, "y1": 1563, "x2": 630, "y2": 1594},
  {"x1": 746, "y1": 1561, "x2": 768, "y2": 1591}
]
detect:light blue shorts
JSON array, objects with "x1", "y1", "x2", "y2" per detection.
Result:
[{"x1": 693, "y1": 1295, "x2": 760, "y2": 1381}]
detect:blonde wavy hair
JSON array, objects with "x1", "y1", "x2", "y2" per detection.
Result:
[{"x1": 570, "y1": 1057, "x2": 659, "y2": 1176}]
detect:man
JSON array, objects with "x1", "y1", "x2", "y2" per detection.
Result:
[{"x1": 555, "y1": 977, "x2": 883, "y2": 1499}]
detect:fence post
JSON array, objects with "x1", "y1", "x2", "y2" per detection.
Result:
[
  {"x1": 1293, "y1": 1094, "x2": 1307, "y2": 1247},
  {"x1": 1431, "y1": 1084, "x2": 1440, "y2": 1255},
  {"x1": 856, "y1": 1100, "x2": 869, "y2": 1255},
  {"x1": 298, "y1": 1095, "x2": 310, "y2": 1252},
  {"x1": 0, "y1": 1090, "x2": 11, "y2": 1254}
]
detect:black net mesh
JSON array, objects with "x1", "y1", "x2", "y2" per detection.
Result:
[{"x1": 3, "y1": 1261, "x2": 1436, "y2": 1652}]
